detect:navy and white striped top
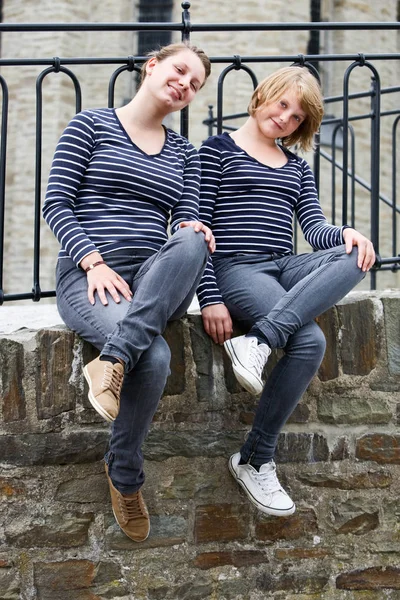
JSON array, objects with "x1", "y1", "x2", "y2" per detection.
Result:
[
  {"x1": 43, "y1": 108, "x2": 201, "y2": 266},
  {"x1": 197, "y1": 132, "x2": 346, "y2": 309}
]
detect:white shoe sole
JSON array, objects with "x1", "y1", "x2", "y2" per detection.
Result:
[
  {"x1": 83, "y1": 365, "x2": 115, "y2": 423},
  {"x1": 224, "y1": 339, "x2": 263, "y2": 395},
  {"x1": 228, "y1": 456, "x2": 296, "y2": 517}
]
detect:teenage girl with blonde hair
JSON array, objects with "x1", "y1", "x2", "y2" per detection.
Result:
[{"x1": 198, "y1": 66, "x2": 375, "y2": 517}]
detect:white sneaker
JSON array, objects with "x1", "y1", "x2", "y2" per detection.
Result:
[
  {"x1": 224, "y1": 335, "x2": 271, "y2": 395},
  {"x1": 229, "y1": 452, "x2": 295, "y2": 517}
]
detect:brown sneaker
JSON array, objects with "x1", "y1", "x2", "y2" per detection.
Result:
[
  {"x1": 105, "y1": 464, "x2": 150, "y2": 542},
  {"x1": 83, "y1": 357, "x2": 124, "y2": 422}
]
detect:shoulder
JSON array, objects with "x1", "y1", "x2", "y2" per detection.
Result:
[
  {"x1": 201, "y1": 133, "x2": 233, "y2": 151},
  {"x1": 165, "y1": 128, "x2": 198, "y2": 157},
  {"x1": 65, "y1": 108, "x2": 115, "y2": 132}
]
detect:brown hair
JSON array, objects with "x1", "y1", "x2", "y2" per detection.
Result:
[
  {"x1": 140, "y1": 42, "x2": 211, "y2": 88},
  {"x1": 248, "y1": 66, "x2": 324, "y2": 152}
]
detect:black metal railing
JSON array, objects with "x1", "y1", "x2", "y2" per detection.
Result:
[{"x1": 0, "y1": 1, "x2": 399, "y2": 302}]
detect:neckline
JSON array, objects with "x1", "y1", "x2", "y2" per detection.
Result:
[
  {"x1": 223, "y1": 131, "x2": 291, "y2": 170},
  {"x1": 113, "y1": 108, "x2": 168, "y2": 157}
]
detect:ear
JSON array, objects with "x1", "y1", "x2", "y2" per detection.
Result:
[{"x1": 146, "y1": 57, "x2": 157, "y2": 76}]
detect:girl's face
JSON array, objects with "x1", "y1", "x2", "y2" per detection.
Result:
[
  {"x1": 255, "y1": 88, "x2": 307, "y2": 143},
  {"x1": 145, "y1": 49, "x2": 206, "y2": 112}
]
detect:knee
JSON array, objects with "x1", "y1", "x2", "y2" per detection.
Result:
[
  {"x1": 144, "y1": 335, "x2": 171, "y2": 377},
  {"x1": 287, "y1": 322, "x2": 326, "y2": 363},
  {"x1": 175, "y1": 225, "x2": 209, "y2": 262}
]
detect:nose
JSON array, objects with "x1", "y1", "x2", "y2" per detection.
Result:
[
  {"x1": 178, "y1": 75, "x2": 190, "y2": 89},
  {"x1": 279, "y1": 111, "x2": 289, "y2": 123}
]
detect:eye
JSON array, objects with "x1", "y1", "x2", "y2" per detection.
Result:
[
  {"x1": 175, "y1": 66, "x2": 183, "y2": 73},
  {"x1": 280, "y1": 101, "x2": 287, "y2": 108},
  {"x1": 190, "y1": 82, "x2": 198, "y2": 92}
]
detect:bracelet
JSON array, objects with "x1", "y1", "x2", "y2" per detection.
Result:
[{"x1": 85, "y1": 260, "x2": 106, "y2": 273}]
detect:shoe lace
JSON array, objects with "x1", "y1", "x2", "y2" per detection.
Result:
[
  {"x1": 248, "y1": 342, "x2": 271, "y2": 378},
  {"x1": 101, "y1": 363, "x2": 123, "y2": 399},
  {"x1": 252, "y1": 462, "x2": 282, "y2": 494},
  {"x1": 118, "y1": 491, "x2": 148, "y2": 522}
]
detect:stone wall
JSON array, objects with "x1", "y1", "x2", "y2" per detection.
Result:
[{"x1": 0, "y1": 291, "x2": 400, "y2": 599}]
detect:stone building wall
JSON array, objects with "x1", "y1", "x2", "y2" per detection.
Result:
[
  {"x1": 0, "y1": 291, "x2": 400, "y2": 598},
  {"x1": 1, "y1": 0, "x2": 399, "y2": 298}
]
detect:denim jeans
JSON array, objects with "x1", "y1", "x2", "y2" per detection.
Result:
[
  {"x1": 56, "y1": 227, "x2": 209, "y2": 493},
  {"x1": 213, "y1": 244, "x2": 365, "y2": 464}
]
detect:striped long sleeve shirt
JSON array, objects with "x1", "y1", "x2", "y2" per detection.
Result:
[
  {"x1": 43, "y1": 108, "x2": 201, "y2": 266},
  {"x1": 197, "y1": 132, "x2": 347, "y2": 309}
]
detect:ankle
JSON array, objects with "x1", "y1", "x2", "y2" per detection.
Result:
[{"x1": 100, "y1": 354, "x2": 125, "y2": 367}]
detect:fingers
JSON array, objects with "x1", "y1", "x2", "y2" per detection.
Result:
[
  {"x1": 201, "y1": 305, "x2": 233, "y2": 345},
  {"x1": 86, "y1": 265, "x2": 133, "y2": 305},
  {"x1": 343, "y1": 228, "x2": 376, "y2": 272},
  {"x1": 179, "y1": 221, "x2": 216, "y2": 253}
]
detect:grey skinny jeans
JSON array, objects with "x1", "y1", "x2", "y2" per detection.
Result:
[
  {"x1": 213, "y1": 244, "x2": 366, "y2": 465},
  {"x1": 56, "y1": 227, "x2": 209, "y2": 493}
]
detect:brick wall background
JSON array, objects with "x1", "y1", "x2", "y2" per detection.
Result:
[
  {"x1": 1, "y1": 0, "x2": 400, "y2": 299},
  {"x1": 0, "y1": 292, "x2": 400, "y2": 599}
]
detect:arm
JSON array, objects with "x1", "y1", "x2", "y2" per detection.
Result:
[
  {"x1": 170, "y1": 143, "x2": 214, "y2": 252},
  {"x1": 43, "y1": 111, "x2": 99, "y2": 266},
  {"x1": 296, "y1": 161, "x2": 375, "y2": 271},
  {"x1": 43, "y1": 111, "x2": 132, "y2": 305},
  {"x1": 197, "y1": 139, "x2": 233, "y2": 344}
]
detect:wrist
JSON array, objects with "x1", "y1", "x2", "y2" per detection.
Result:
[
  {"x1": 80, "y1": 252, "x2": 103, "y2": 271},
  {"x1": 84, "y1": 260, "x2": 106, "y2": 273}
]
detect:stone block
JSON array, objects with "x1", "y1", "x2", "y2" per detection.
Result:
[
  {"x1": 317, "y1": 395, "x2": 391, "y2": 424},
  {"x1": 286, "y1": 401, "x2": 310, "y2": 423},
  {"x1": 0, "y1": 476, "x2": 26, "y2": 498},
  {"x1": 33, "y1": 558, "x2": 127, "y2": 600},
  {"x1": 193, "y1": 550, "x2": 268, "y2": 570},
  {"x1": 336, "y1": 566, "x2": 400, "y2": 590},
  {"x1": 297, "y1": 469, "x2": 392, "y2": 489},
  {"x1": 148, "y1": 581, "x2": 212, "y2": 600},
  {"x1": 189, "y1": 316, "x2": 216, "y2": 401},
  {"x1": 255, "y1": 509, "x2": 318, "y2": 542},
  {"x1": 335, "y1": 511, "x2": 379, "y2": 535},
  {"x1": 0, "y1": 431, "x2": 109, "y2": 466},
  {"x1": 316, "y1": 308, "x2": 339, "y2": 381},
  {"x1": 35, "y1": 329, "x2": 76, "y2": 419},
  {"x1": 274, "y1": 547, "x2": 331, "y2": 559},
  {"x1": 106, "y1": 514, "x2": 187, "y2": 550},
  {"x1": 194, "y1": 504, "x2": 249, "y2": 543},
  {"x1": 55, "y1": 472, "x2": 109, "y2": 503},
  {"x1": 383, "y1": 297, "x2": 400, "y2": 375},
  {"x1": 275, "y1": 432, "x2": 329, "y2": 463},
  {"x1": 154, "y1": 464, "x2": 224, "y2": 500},
  {"x1": 332, "y1": 498, "x2": 381, "y2": 535},
  {"x1": 143, "y1": 430, "x2": 244, "y2": 461},
  {"x1": 330, "y1": 436, "x2": 350, "y2": 461},
  {"x1": 337, "y1": 299, "x2": 380, "y2": 375},
  {"x1": 6, "y1": 513, "x2": 93, "y2": 548},
  {"x1": 356, "y1": 434, "x2": 400, "y2": 464},
  {"x1": 257, "y1": 571, "x2": 329, "y2": 593},
  {"x1": 163, "y1": 320, "x2": 185, "y2": 396},
  {"x1": 34, "y1": 560, "x2": 95, "y2": 591},
  {"x1": 0, "y1": 564, "x2": 20, "y2": 600},
  {"x1": 0, "y1": 338, "x2": 26, "y2": 422}
]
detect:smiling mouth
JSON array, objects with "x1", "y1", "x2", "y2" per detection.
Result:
[
  {"x1": 168, "y1": 85, "x2": 182, "y2": 101},
  {"x1": 271, "y1": 118, "x2": 283, "y2": 130}
]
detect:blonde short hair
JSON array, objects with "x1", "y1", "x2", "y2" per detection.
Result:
[
  {"x1": 140, "y1": 42, "x2": 211, "y2": 88},
  {"x1": 248, "y1": 66, "x2": 324, "y2": 152}
]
